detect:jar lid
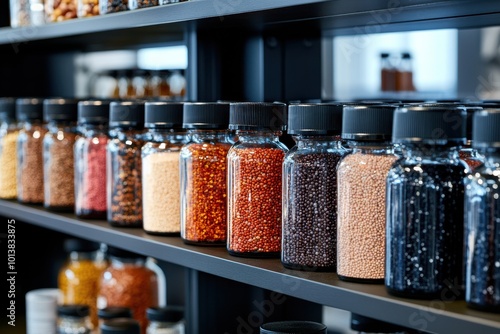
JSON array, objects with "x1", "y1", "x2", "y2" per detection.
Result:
[
  {"x1": 145, "y1": 101, "x2": 184, "y2": 129},
  {"x1": 43, "y1": 98, "x2": 79, "y2": 122},
  {"x1": 98, "y1": 307, "x2": 133, "y2": 320},
  {"x1": 392, "y1": 105, "x2": 467, "y2": 144},
  {"x1": 350, "y1": 313, "x2": 405, "y2": 333},
  {"x1": 78, "y1": 100, "x2": 111, "y2": 125},
  {"x1": 0, "y1": 97, "x2": 16, "y2": 121},
  {"x1": 16, "y1": 98, "x2": 44, "y2": 121},
  {"x1": 109, "y1": 100, "x2": 145, "y2": 129},
  {"x1": 100, "y1": 318, "x2": 140, "y2": 334},
  {"x1": 287, "y1": 103, "x2": 343, "y2": 135},
  {"x1": 182, "y1": 102, "x2": 230, "y2": 129},
  {"x1": 260, "y1": 321, "x2": 327, "y2": 334},
  {"x1": 229, "y1": 102, "x2": 287, "y2": 131},
  {"x1": 473, "y1": 108, "x2": 500, "y2": 148},
  {"x1": 107, "y1": 245, "x2": 147, "y2": 260},
  {"x1": 146, "y1": 306, "x2": 183, "y2": 322},
  {"x1": 341, "y1": 105, "x2": 397, "y2": 141},
  {"x1": 57, "y1": 304, "x2": 90, "y2": 317},
  {"x1": 64, "y1": 238, "x2": 100, "y2": 253}
]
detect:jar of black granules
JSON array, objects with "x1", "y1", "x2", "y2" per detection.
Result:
[
  {"x1": 227, "y1": 102, "x2": 288, "y2": 258},
  {"x1": 386, "y1": 105, "x2": 468, "y2": 299},
  {"x1": 107, "y1": 100, "x2": 145, "y2": 227},
  {"x1": 465, "y1": 109, "x2": 500, "y2": 313},
  {"x1": 336, "y1": 105, "x2": 398, "y2": 283},
  {"x1": 100, "y1": 0, "x2": 130, "y2": 14},
  {"x1": 282, "y1": 103, "x2": 348, "y2": 271}
]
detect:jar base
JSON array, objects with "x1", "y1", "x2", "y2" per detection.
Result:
[
  {"x1": 145, "y1": 230, "x2": 180, "y2": 237},
  {"x1": 282, "y1": 262, "x2": 335, "y2": 272},
  {"x1": 18, "y1": 199, "x2": 43, "y2": 205},
  {"x1": 108, "y1": 221, "x2": 143, "y2": 228},
  {"x1": 228, "y1": 250, "x2": 280, "y2": 259},
  {"x1": 466, "y1": 301, "x2": 500, "y2": 313},
  {"x1": 385, "y1": 286, "x2": 463, "y2": 300},
  {"x1": 338, "y1": 275, "x2": 384, "y2": 284},
  {"x1": 77, "y1": 210, "x2": 106, "y2": 219},
  {"x1": 182, "y1": 239, "x2": 226, "y2": 247},
  {"x1": 44, "y1": 205, "x2": 74, "y2": 213}
]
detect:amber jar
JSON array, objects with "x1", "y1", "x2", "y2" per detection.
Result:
[{"x1": 0, "y1": 98, "x2": 19, "y2": 200}]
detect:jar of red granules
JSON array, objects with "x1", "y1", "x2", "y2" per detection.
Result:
[
  {"x1": 75, "y1": 100, "x2": 110, "y2": 219},
  {"x1": 179, "y1": 102, "x2": 231, "y2": 245},
  {"x1": 227, "y1": 102, "x2": 288, "y2": 258}
]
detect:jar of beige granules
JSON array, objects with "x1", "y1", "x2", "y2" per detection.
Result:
[
  {"x1": 336, "y1": 104, "x2": 398, "y2": 283},
  {"x1": 0, "y1": 98, "x2": 20, "y2": 200}
]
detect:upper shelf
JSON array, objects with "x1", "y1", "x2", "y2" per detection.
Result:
[
  {"x1": 1, "y1": 199, "x2": 500, "y2": 334},
  {"x1": 2, "y1": 0, "x2": 500, "y2": 51}
]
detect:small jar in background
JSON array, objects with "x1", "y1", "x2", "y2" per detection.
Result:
[
  {"x1": 9, "y1": 0, "x2": 32, "y2": 27},
  {"x1": 107, "y1": 100, "x2": 145, "y2": 227},
  {"x1": 260, "y1": 321, "x2": 327, "y2": 334},
  {"x1": 142, "y1": 102, "x2": 189, "y2": 235},
  {"x1": 43, "y1": 98, "x2": 79, "y2": 211},
  {"x1": 16, "y1": 98, "x2": 47, "y2": 204},
  {"x1": 46, "y1": 0, "x2": 78, "y2": 22},
  {"x1": 180, "y1": 102, "x2": 232, "y2": 245},
  {"x1": 146, "y1": 306, "x2": 185, "y2": 334},
  {"x1": 100, "y1": 318, "x2": 140, "y2": 334},
  {"x1": 129, "y1": 0, "x2": 158, "y2": 10},
  {"x1": 100, "y1": 0, "x2": 129, "y2": 14},
  {"x1": 0, "y1": 98, "x2": 19, "y2": 200},
  {"x1": 29, "y1": 0, "x2": 46, "y2": 26},
  {"x1": 227, "y1": 102, "x2": 288, "y2": 258},
  {"x1": 56, "y1": 304, "x2": 92, "y2": 334},
  {"x1": 75, "y1": 100, "x2": 110, "y2": 219},
  {"x1": 98, "y1": 307, "x2": 133, "y2": 330},
  {"x1": 78, "y1": 0, "x2": 100, "y2": 17}
]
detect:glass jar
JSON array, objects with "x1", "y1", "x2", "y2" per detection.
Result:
[
  {"x1": 142, "y1": 102, "x2": 188, "y2": 235},
  {"x1": 465, "y1": 109, "x2": 500, "y2": 313},
  {"x1": 97, "y1": 246, "x2": 160, "y2": 334},
  {"x1": 30, "y1": 0, "x2": 46, "y2": 25},
  {"x1": 100, "y1": 0, "x2": 129, "y2": 14},
  {"x1": 57, "y1": 304, "x2": 92, "y2": 334},
  {"x1": 0, "y1": 98, "x2": 19, "y2": 200},
  {"x1": 16, "y1": 98, "x2": 47, "y2": 204},
  {"x1": 98, "y1": 306, "x2": 133, "y2": 330},
  {"x1": 75, "y1": 100, "x2": 110, "y2": 219},
  {"x1": 58, "y1": 238, "x2": 107, "y2": 329},
  {"x1": 282, "y1": 103, "x2": 348, "y2": 271},
  {"x1": 100, "y1": 318, "x2": 140, "y2": 334},
  {"x1": 107, "y1": 100, "x2": 145, "y2": 227},
  {"x1": 146, "y1": 306, "x2": 184, "y2": 334},
  {"x1": 227, "y1": 102, "x2": 288, "y2": 258},
  {"x1": 380, "y1": 52, "x2": 396, "y2": 92},
  {"x1": 46, "y1": 0, "x2": 78, "y2": 22},
  {"x1": 43, "y1": 98, "x2": 79, "y2": 211},
  {"x1": 386, "y1": 105, "x2": 467, "y2": 299},
  {"x1": 180, "y1": 102, "x2": 232, "y2": 245},
  {"x1": 337, "y1": 105, "x2": 398, "y2": 283},
  {"x1": 10, "y1": 0, "x2": 31, "y2": 27},
  {"x1": 260, "y1": 321, "x2": 327, "y2": 334},
  {"x1": 78, "y1": 0, "x2": 100, "y2": 17},
  {"x1": 129, "y1": 0, "x2": 158, "y2": 10}
]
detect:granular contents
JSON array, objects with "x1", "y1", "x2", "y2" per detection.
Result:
[
  {"x1": 107, "y1": 138, "x2": 143, "y2": 226},
  {"x1": 133, "y1": 0, "x2": 158, "y2": 8},
  {"x1": 79, "y1": 0, "x2": 100, "y2": 16},
  {"x1": 459, "y1": 149, "x2": 483, "y2": 171},
  {"x1": 386, "y1": 163, "x2": 465, "y2": 298},
  {"x1": 228, "y1": 147, "x2": 285, "y2": 256},
  {"x1": 44, "y1": 132, "x2": 77, "y2": 210},
  {"x1": 182, "y1": 143, "x2": 230, "y2": 244},
  {"x1": 143, "y1": 152, "x2": 181, "y2": 234},
  {"x1": 0, "y1": 132, "x2": 19, "y2": 199},
  {"x1": 50, "y1": 0, "x2": 78, "y2": 21},
  {"x1": 18, "y1": 126, "x2": 47, "y2": 204},
  {"x1": 337, "y1": 152, "x2": 397, "y2": 281},
  {"x1": 102, "y1": 0, "x2": 129, "y2": 13},
  {"x1": 282, "y1": 153, "x2": 342, "y2": 271}
]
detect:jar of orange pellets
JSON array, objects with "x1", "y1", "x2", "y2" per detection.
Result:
[{"x1": 58, "y1": 238, "x2": 107, "y2": 330}]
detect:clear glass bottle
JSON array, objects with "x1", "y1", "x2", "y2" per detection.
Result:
[
  {"x1": 0, "y1": 98, "x2": 19, "y2": 200},
  {"x1": 107, "y1": 100, "x2": 145, "y2": 227},
  {"x1": 129, "y1": 0, "x2": 158, "y2": 10},
  {"x1": 17, "y1": 97, "x2": 47, "y2": 204},
  {"x1": 465, "y1": 108, "x2": 500, "y2": 313},
  {"x1": 146, "y1": 306, "x2": 185, "y2": 334},
  {"x1": 227, "y1": 102, "x2": 288, "y2": 258},
  {"x1": 78, "y1": 0, "x2": 100, "y2": 17},
  {"x1": 43, "y1": 98, "x2": 79, "y2": 211},
  {"x1": 380, "y1": 52, "x2": 395, "y2": 92},
  {"x1": 75, "y1": 100, "x2": 110, "y2": 219},
  {"x1": 336, "y1": 105, "x2": 398, "y2": 283},
  {"x1": 58, "y1": 238, "x2": 107, "y2": 330},
  {"x1": 386, "y1": 105, "x2": 467, "y2": 299},
  {"x1": 100, "y1": 318, "x2": 140, "y2": 334},
  {"x1": 10, "y1": 0, "x2": 32, "y2": 27},
  {"x1": 180, "y1": 102, "x2": 232, "y2": 245},
  {"x1": 282, "y1": 103, "x2": 348, "y2": 271},
  {"x1": 395, "y1": 52, "x2": 415, "y2": 92},
  {"x1": 142, "y1": 102, "x2": 189, "y2": 235},
  {"x1": 97, "y1": 246, "x2": 160, "y2": 334},
  {"x1": 57, "y1": 304, "x2": 92, "y2": 334},
  {"x1": 46, "y1": 0, "x2": 78, "y2": 22},
  {"x1": 100, "y1": 0, "x2": 129, "y2": 14}
]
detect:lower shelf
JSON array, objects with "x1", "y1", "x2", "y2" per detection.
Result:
[{"x1": 1, "y1": 199, "x2": 499, "y2": 333}]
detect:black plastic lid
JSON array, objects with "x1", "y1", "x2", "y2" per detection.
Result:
[
  {"x1": 57, "y1": 304, "x2": 90, "y2": 318},
  {"x1": 98, "y1": 307, "x2": 133, "y2": 320},
  {"x1": 145, "y1": 101, "x2": 184, "y2": 129},
  {"x1": 78, "y1": 100, "x2": 111, "y2": 124},
  {"x1": 182, "y1": 102, "x2": 230, "y2": 129},
  {"x1": 380, "y1": 52, "x2": 390, "y2": 58},
  {"x1": 341, "y1": 105, "x2": 397, "y2": 141},
  {"x1": 43, "y1": 98, "x2": 79, "y2": 122},
  {"x1": 106, "y1": 245, "x2": 147, "y2": 260},
  {"x1": 350, "y1": 313, "x2": 405, "y2": 333},
  {"x1": 402, "y1": 52, "x2": 411, "y2": 59},
  {"x1": 473, "y1": 109, "x2": 500, "y2": 148},
  {"x1": 392, "y1": 105, "x2": 467, "y2": 144},
  {"x1": 287, "y1": 103, "x2": 343, "y2": 135},
  {"x1": 260, "y1": 321, "x2": 327, "y2": 334},
  {"x1": 64, "y1": 238, "x2": 100, "y2": 253},
  {"x1": 100, "y1": 318, "x2": 140, "y2": 334},
  {"x1": 109, "y1": 100, "x2": 145, "y2": 129},
  {"x1": 0, "y1": 97, "x2": 16, "y2": 121},
  {"x1": 229, "y1": 102, "x2": 287, "y2": 131},
  {"x1": 146, "y1": 306, "x2": 184, "y2": 322},
  {"x1": 16, "y1": 98, "x2": 44, "y2": 121}
]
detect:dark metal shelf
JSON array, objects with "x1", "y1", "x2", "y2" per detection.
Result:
[{"x1": 1, "y1": 199, "x2": 499, "y2": 333}]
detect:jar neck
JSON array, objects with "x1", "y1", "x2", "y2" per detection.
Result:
[
  {"x1": 189, "y1": 129, "x2": 230, "y2": 143},
  {"x1": 110, "y1": 127, "x2": 144, "y2": 140},
  {"x1": 110, "y1": 256, "x2": 146, "y2": 267},
  {"x1": 79, "y1": 123, "x2": 108, "y2": 136},
  {"x1": 347, "y1": 140, "x2": 394, "y2": 154},
  {"x1": 294, "y1": 135, "x2": 344, "y2": 149},
  {"x1": 47, "y1": 120, "x2": 76, "y2": 133},
  {"x1": 146, "y1": 128, "x2": 188, "y2": 143},
  {"x1": 69, "y1": 251, "x2": 95, "y2": 262},
  {"x1": 400, "y1": 142, "x2": 461, "y2": 161},
  {"x1": 235, "y1": 130, "x2": 282, "y2": 143}
]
